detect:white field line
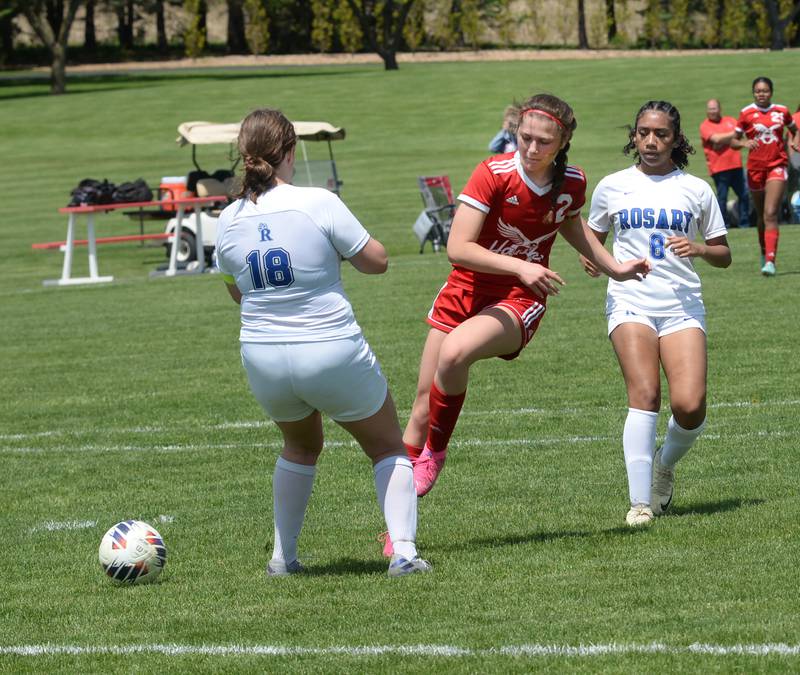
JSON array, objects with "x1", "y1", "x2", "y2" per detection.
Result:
[
  {"x1": 2, "y1": 430, "x2": 797, "y2": 455},
  {"x1": 2, "y1": 398, "x2": 799, "y2": 445},
  {"x1": 2, "y1": 642, "x2": 800, "y2": 658}
]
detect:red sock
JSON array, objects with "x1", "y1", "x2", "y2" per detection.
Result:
[
  {"x1": 758, "y1": 228, "x2": 766, "y2": 257},
  {"x1": 764, "y1": 229, "x2": 779, "y2": 263},
  {"x1": 403, "y1": 442, "x2": 423, "y2": 463},
  {"x1": 426, "y1": 382, "x2": 466, "y2": 454}
]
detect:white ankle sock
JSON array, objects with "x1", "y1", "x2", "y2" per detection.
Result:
[
  {"x1": 272, "y1": 456, "x2": 316, "y2": 564},
  {"x1": 623, "y1": 407, "x2": 658, "y2": 506},
  {"x1": 373, "y1": 455, "x2": 418, "y2": 560},
  {"x1": 660, "y1": 416, "x2": 705, "y2": 468}
]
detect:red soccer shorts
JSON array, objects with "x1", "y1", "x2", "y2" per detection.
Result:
[
  {"x1": 426, "y1": 282, "x2": 546, "y2": 361},
  {"x1": 747, "y1": 165, "x2": 787, "y2": 192}
]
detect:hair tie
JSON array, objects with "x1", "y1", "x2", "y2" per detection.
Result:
[{"x1": 521, "y1": 108, "x2": 567, "y2": 129}]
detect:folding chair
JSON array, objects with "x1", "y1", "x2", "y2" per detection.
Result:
[{"x1": 414, "y1": 175, "x2": 455, "y2": 253}]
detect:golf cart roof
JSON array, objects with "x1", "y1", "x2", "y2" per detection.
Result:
[{"x1": 177, "y1": 120, "x2": 346, "y2": 145}]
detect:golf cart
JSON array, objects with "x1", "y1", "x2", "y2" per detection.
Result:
[{"x1": 163, "y1": 120, "x2": 346, "y2": 264}]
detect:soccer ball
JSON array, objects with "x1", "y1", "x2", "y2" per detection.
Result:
[{"x1": 98, "y1": 520, "x2": 167, "y2": 584}]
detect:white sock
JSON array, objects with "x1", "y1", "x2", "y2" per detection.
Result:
[
  {"x1": 660, "y1": 416, "x2": 705, "y2": 468},
  {"x1": 272, "y1": 456, "x2": 316, "y2": 564},
  {"x1": 623, "y1": 407, "x2": 658, "y2": 506},
  {"x1": 373, "y1": 455, "x2": 418, "y2": 560}
]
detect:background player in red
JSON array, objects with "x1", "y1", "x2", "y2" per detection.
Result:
[
  {"x1": 401, "y1": 93, "x2": 650, "y2": 503},
  {"x1": 699, "y1": 98, "x2": 749, "y2": 228},
  {"x1": 734, "y1": 76, "x2": 800, "y2": 276}
]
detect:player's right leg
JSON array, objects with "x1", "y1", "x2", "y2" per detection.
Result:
[
  {"x1": 655, "y1": 325, "x2": 708, "y2": 515},
  {"x1": 761, "y1": 176, "x2": 786, "y2": 275},
  {"x1": 241, "y1": 342, "x2": 322, "y2": 576},
  {"x1": 268, "y1": 413, "x2": 324, "y2": 576},
  {"x1": 337, "y1": 393, "x2": 431, "y2": 577},
  {"x1": 403, "y1": 328, "x2": 448, "y2": 463},
  {"x1": 748, "y1": 174, "x2": 767, "y2": 269},
  {"x1": 415, "y1": 306, "x2": 523, "y2": 497},
  {"x1": 609, "y1": 318, "x2": 662, "y2": 526}
]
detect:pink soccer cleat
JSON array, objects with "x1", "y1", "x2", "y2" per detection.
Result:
[
  {"x1": 413, "y1": 446, "x2": 447, "y2": 497},
  {"x1": 378, "y1": 531, "x2": 393, "y2": 557}
]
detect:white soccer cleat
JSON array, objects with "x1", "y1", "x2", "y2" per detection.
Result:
[
  {"x1": 651, "y1": 446, "x2": 675, "y2": 516},
  {"x1": 388, "y1": 554, "x2": 432, "y2": 577},
  {"x1": 267, "y1": 559, "x2": 304, "y2": 577},
  {"x1": 625, "y1": 504, "x2": 654, "y2": 527}
]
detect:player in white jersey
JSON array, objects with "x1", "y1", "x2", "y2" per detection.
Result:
[
  {"x1": 582, "y1": 101, "x2": 731, "y2": 527},
  {"x1": 216, "y1": 108, "x2": 430, "y2": 577}
]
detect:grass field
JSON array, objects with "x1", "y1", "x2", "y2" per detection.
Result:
[{"x1": 2, "y1": 52, "x2": 800, "y2": 673}]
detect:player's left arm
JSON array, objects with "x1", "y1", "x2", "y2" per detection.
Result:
[
  {"x1": 666, "y1": 234, "x2": 731, "y2": 268},
  {"x1": 224, "y1": 280, "x2": 242, "y2": 304},
  {"x1": 559, "y1": 214, "x2": 650, "y2": 282},
  {"x1": 224, "y1": 282, "x2": 242, "y2": 304}
]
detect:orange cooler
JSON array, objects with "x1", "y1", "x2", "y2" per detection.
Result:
[{"x1": 159, "y1": 176, "x2": 192, "y2": 211}]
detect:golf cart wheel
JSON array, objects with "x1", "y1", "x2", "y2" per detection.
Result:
[{"x1": 166, "y1": 230, "x2": 197, "y2": 263}]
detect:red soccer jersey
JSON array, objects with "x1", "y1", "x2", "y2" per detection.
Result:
[
  {"x1": 449, "y1": 152, "x2": 586, "y2": 298},
  {"x1": 699, "y1": 116, "x2": 742, "y2": 175},
  {"x1": 736, "y1": 103, "x2": 793, "y2": 170}
]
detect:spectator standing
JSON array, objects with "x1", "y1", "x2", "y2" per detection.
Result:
[{"x1": 699, "y1": 99, "x2": 750, "y2": 228}]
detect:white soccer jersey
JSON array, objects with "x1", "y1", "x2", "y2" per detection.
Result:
[
  {"x1": 587, "y1": 166, "x2": 727, "y2": 316},
  {"x1": 215, "y1": 184, "x2": 370, "y2": 342}
]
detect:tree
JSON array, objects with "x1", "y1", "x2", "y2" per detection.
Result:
[
  {"x1": 22, "y1": 0, "x2": 82, "y2": 94},
  {"x1": 227, "y1": 0, "x2": 247, "y2": 53},
  {"x1": 183, "y1": 0, "x2": 206, "y2": 57},
  {"x1": 762, "y1": 0, "x2": 800, "y2": 49},
  {"x1": 0, "y1": 1, "x2": 18, "y2": 64},
  {"x1": 666, "y1": 0, "x2": 689, "y2": 48},
  {"x1": 577, "y1": 0, "x2": 589, "y2": 47},
  {"x1": 84, "y1": 0, "x2": 96, "y2": 49},
  {"x1": 703, "y1": 0, "x2": 721, "y2": 47},
  {"x1": 111, "y1": 0, "x2": 136, "y2": 49},
  {"x1": 141, "y1": 0, "x2": 170, "y2": 51},
  {"x1": 605, "y1": 0, "x2": 617, "y2": 41},
  {"x1": 720, "y1": 0, "x2": 748, "y2": 47},
  {"x1": 344, "y1": 0, "x2": 416, "y2": 70},
  {"x1": 243, "y1": 0, "x2": 268, "y2": 54}
]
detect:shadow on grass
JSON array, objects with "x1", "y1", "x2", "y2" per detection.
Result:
[
  {"x1": 0, "y1": 67, "x2": 374, "y2": 101},
  {"x1": 302, "y1": 557, "x2": 387, "y2": 577},
  {"x1": 445, "y1": 528, "x2": 595, "y2": 553},
  {"x1": 445, "y1": 497, "x2": 765, "y2": 551},
  {"x1": 667, "y1": 496, "x2": 765, "y2": 517}
]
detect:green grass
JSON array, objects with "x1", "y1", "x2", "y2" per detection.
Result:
[{"x1": 1, "y1": 53, "x2": 800, "y2": 673}]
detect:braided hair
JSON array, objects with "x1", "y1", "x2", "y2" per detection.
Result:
[
  {"x1": 623, "y1": 100, "x2": 694, "y2": 170},
  {"x1": 516, "y1": 94, "x2": 577, "y2": 212},
  {"x1": 237, "y1": 108, "x2": 297, "y2": 203}
]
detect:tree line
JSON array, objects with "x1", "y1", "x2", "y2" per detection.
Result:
[{"x1": 3, "y1": 1, "x2": 800, "y2": 94}]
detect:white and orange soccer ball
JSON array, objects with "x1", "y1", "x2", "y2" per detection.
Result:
[{"x1": 98, "y1": 520, "x2": 167, "y2": 584}]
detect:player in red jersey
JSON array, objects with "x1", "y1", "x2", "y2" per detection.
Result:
[
  {"x1": 401, "y1": 93, "x2": 650, "y2": 503},
  {"x1": 735, "y1": 77, "x2": 800, "y2": 276}
]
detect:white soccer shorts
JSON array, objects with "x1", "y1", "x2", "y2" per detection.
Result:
[
  {"x1": 607, "y1": 309, "x2": 706, "y2": 338},
  {"x1": 240, "y1": 335, "x2": 388, "y2": 422}
]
